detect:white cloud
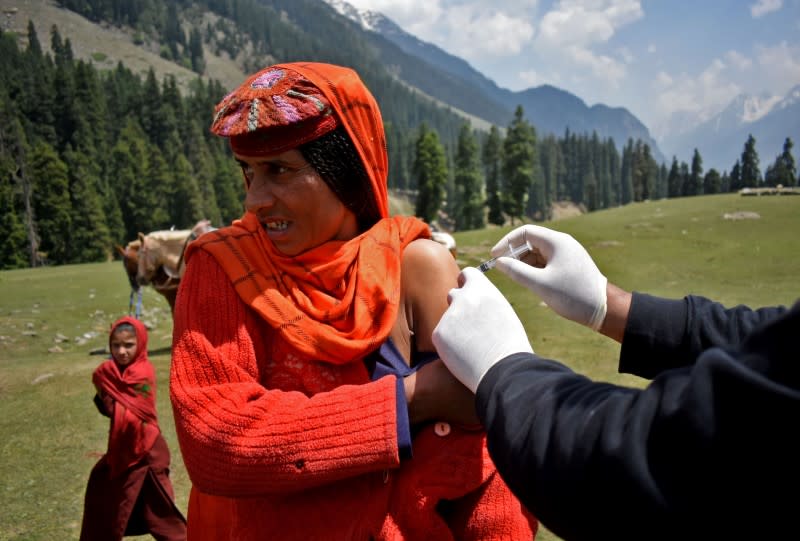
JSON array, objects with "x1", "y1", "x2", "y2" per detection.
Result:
[
  {"x1": 750, "y1": 0, "x2": 782, "y2": 18},
  {"x1": 725, "y1": 50, "x2": 753, "y2": 71},
  {"x1": 440, "y1": 5, "x2": 536, "y2": 57},
  {"x1": 647, "y1": 43, "x2": 657, "y2": 54},
  {"x1": 653, "y1": 58, "x2": 741, "y2": 121},
  {"x1": 532, "y1": 1, "x2": 643, "y2": 88},
  {"x1": 755, "y1": 41, "x2": 800, "y2": 90}
]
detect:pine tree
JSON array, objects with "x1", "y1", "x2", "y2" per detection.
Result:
[
  {"x1": 111, "y1": 118, "x2": 159, "y2": 240},
  {"x1": 764, "y1": 138, "x2": 796, "y2": 187},
  {"x1": 667, "y1": 157, "x2": 681, "y2": 198},
  {"x1": 686, "y1": 149, "x2": 703, "y2": 196},
  {"x1": 213, "y1": 151, "x2": 245, "y2": 225},
  {"x1": 703, "y1": 169, "x2": 722, "y2": 194},
  {"x1": 739, "y1": 134, "x2": 761, "y2": 187},
  {"x1": 413, "y1": 124, "x2": 448, "y2": 224},
  {"x1": 729, "y1": 160, "x2": 743, "y2": 192},
  {"x1": 502, "y1": 106, "x2": 536, "y2": 224},
  {"x1": 182, "y1": 119, "x2": 222, "y2": 225},
  {"x1": 452, "y1": 123, "x2": 485, "y2": 230},
  {"x1": 169, "y1": 151, "x2": 205, "y2": 228},
  {"x1": 619, "y1": 139, "x2": 634, "y2": 204},
  {"x1": 63, "y1": 146, "x2": 112, "y2": 262},
  {"x1": 29, "y1": 141, "x2": 71, "y2": 264},
  {"x1": 482, "y1": 126, "x2": 504, "y2": 225},
  {"x1": 0, "y1": 103, "x2": 29, "y2": 269}
]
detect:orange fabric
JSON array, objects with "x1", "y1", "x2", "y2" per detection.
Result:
[
  {"x1": 172, "y1": 62, "x2": 536, "y2": 539},
  {"x1": 92, "y1": 316, "x2": 159, "y2": 478},
  {"x1": 186, "y1": 212, "x2": 429, "y2": 364},
  {"x1": 281, "y1": 62, "x2": 390, "y2": 218}
]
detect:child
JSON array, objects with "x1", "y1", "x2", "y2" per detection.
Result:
[{"x1": 80, "y1": 316, "x2": 186, "y2": 541}]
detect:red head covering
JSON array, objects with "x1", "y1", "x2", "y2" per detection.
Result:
[
  {"x1": 210, "y1": 62, "x2": 390, "y2": 219},
  {"x1": 93, "y1": 316, "x2": 159, "y2": 477}
]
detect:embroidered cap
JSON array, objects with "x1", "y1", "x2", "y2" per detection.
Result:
[{"x1": 211, "y1": 66, "x2": 339, "y2": 156}]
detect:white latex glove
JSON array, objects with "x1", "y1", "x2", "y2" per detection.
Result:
[
  {"x1": 432, "y1": 267, "x2": 534, "y2": 393},
  {"x1": 492, "y1": 224, "x2": 608, "y2": 331}
]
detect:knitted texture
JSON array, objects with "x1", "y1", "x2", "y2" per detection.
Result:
[
  {"x1": 212, "y1": 65, "x2": 338, "y2": 156},
  {"x1": 170, "y1": 250, "x2": 537, "y2": 540},
  {"x1": 171, "y1": 62, "x2": 536, "y2": 540}
]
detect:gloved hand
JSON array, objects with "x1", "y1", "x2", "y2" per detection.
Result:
[
  {"x1": 432, "y1": 267, "x2": 533, "y2": 393},
  {"x1": 492, "y1": 224, "x2": 608, "y2": 331}
]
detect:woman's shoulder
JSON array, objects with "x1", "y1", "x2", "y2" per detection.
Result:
[{"x1": 402, "y1": 237, "x2": 457, "y2": 274}]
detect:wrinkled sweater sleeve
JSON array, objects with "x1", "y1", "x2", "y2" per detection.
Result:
[{"x1": 170, "y1": 250, "x2": 401, "y2": 498}]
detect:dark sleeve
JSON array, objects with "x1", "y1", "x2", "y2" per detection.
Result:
[
  {"x1": 619, "y1": 292, "x2": 789, "y2": 379},
  {"x1": 93, "y1": 393, "x2": 113, "y2": 417},
  {"x1": 475, "y1": 301, "x2": 800, "y2": 541}
]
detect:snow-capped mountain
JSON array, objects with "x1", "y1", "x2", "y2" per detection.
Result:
[
  {"x1": 660, "y1": 86, "x2": 800, "y2": 172},
  {"x1": 323, "y1": 0, "x2": 664, "y2": 162}
]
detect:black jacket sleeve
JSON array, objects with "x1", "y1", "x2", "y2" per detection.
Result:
[
  {"x1": 619, "y1": 292, "x2": 788, "y2": 378},
  {"x1": 476, "y1": 299, "x2": 800, "y2": 541}
]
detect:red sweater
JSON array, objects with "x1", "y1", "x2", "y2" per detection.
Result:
[{"x1": 170, "y1": 249, "x2": 536, "y2": 540}]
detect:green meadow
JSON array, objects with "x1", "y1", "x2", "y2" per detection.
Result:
[{"x1": 1, "y1": 193, "x2": 797, "y2": 540}]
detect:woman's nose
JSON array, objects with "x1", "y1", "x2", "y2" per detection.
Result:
[{"x1": 244, "y1": 177, "x2": 276, "y2": 213}]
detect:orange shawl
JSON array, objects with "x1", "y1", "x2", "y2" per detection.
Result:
[{"x1": 187, "y1": 214, "x2": 429, "y2": 364}]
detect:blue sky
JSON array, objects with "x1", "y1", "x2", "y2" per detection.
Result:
[{"x1": 342, "y1": 0, "x2": 800, "y2": 139}]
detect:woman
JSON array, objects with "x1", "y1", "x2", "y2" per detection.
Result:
[
  {"x1": 81, "y1": 316, "x2": 186, "y2": 541},
  {"x1": 169, "y1": 62, "x2": 537, "y2": 540}
]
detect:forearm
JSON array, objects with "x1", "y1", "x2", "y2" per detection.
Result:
[{"x1": 598, "y1": 282, "x2": 632, "y2": 343}]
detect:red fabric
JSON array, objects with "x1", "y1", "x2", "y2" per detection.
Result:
[
  {"x1": 92, "y1": 316, "x2": 159, "y2": 477},
  {"x1": 82, "y1": 316, "x2": 186, "y2": 540},
  {"x1": 81, "y1": 435, "x2": 186, "y2": 541}
]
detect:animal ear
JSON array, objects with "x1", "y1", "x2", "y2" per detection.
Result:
[
  {"x1": 138, "y1": 232, "x2": 145, "y2": 243},
  {"x1": 115, "y1": 245, "x2": 125, "y2": 257}
]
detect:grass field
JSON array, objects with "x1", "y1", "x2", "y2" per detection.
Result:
[{"x1": 1, "y1": 193, "x2": 798, "y2": 540}]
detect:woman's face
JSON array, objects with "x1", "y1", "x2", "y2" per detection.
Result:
[{"x1": 237, "y1": 149, "x2": 359, "y2": 256}]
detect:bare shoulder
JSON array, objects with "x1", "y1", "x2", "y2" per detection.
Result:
[
  {"x1": 401, "y1": 238, "x2": 459, "y2": 281},
  {"x1": 401, "y1": 238, "x2": 460, "y2": 351}
]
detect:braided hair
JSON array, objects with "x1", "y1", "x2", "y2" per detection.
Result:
[{"x1": 300, "y1": 128, "x2": 382, "y2": 232}]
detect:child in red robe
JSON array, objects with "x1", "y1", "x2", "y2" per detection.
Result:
[{"x1": 80, "y1": 316, "x2": 186, "y2": 541}]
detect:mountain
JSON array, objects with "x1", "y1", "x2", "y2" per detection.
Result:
[
  {"x1": 660, "y1": 86, "x2": 800, "y2": 172},
  {"x1": 323, "y1": 0, "x2": 665, "y2": 162},
  {"x1": 9, "y1": 0, "x2": 665, "y2": 162}
]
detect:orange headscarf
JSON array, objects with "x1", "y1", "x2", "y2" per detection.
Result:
[{"x1": 192, "y1": 62, "x2": 430, "y2": 364}]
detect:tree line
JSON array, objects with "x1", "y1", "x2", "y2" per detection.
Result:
[
  {"x1": 412, "y1": 106, "x2": 798, "y2": 230},
  {"x1": 1, "y1": 23, "x2": 798, "y2": 270}
]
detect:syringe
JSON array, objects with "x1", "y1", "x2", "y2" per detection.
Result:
[{"x1": 478, "y1": 241, "x2": 532, "y2": 273}]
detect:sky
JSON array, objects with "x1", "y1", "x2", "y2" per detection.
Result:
[{"x1": 341, "y1": 0, "x2": 800, "y2": 140}]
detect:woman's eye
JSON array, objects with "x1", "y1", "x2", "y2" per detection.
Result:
[
  {"x1": 239, "y1": 164, "x2": 254, "y2": 180},
  {"x1": 267, "y1": 163, "x2": 291, "y2": 176}
]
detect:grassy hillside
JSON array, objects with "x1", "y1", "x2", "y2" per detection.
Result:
[
  {"x1": 0, "y1": 0, "x2": 247, "y2": 91},
  {"x1": 1, "y1": 193, "x2": 798, "y2": 539}
]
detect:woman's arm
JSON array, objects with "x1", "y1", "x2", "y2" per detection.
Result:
[
  {"x1": 399, "y1": 239, "x2": 480, "y2": 427},
  {"x1": 170, "y1": 250, "x2": 402, "y2": 498}
]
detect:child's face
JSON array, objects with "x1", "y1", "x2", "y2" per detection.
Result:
[{"x1": 110, "y1": 329, "x2": 138, "y2": 367}]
